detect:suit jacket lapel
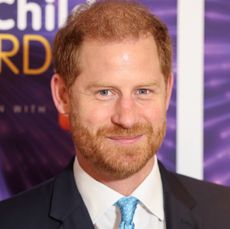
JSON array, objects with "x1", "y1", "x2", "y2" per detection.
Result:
[
  {"x1": 49, "y1": 160, "x2": 94, "y2": 229},
  {"x1": 48, "y1": 158, "x2": 202, "y2": 229},
  {"x1": 158, "y1": 161, "x2": 202, "y2": 229}
]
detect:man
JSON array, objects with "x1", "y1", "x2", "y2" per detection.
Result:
[{"x1": 0, "y1": 1, "x2": 230, "y2": 228}]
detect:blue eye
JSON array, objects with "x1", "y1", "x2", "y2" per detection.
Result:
[
  {"x1": 98, "y1": 89, "x2": 111, "y2": 96},
  {"x1": 95, "y1": 89, "x2": 115, "y2": 100},
  {"x1": 137, "y1": 89, "x2": 150, "y2": 94}
]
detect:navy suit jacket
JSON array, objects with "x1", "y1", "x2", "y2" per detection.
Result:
[{"x1": 0, "y1": 160, "x2": 230, "y2": 229}]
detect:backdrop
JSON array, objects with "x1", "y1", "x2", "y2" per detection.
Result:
[
  {"x1": 204, "y1": 0, "x2": 230, "y2": 185},
  {"x1": 0, "y1": 0, "x2": 229, "y2": 201}
]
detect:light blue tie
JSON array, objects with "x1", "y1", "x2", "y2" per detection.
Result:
[{"x1": 116, "y1": 196, "x2": 139, "y2": 229}]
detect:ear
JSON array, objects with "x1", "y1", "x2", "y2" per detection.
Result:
[
  {"x1": 165, "y1": 73, "x2": 174, "y2": 110},
  {"x1": 51, "y1": 74, "x2": 70, "y2": 114}
]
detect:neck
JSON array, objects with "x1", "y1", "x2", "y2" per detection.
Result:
[{"x1": 77, "y1": 154, "x2": 155, "y2": 196}]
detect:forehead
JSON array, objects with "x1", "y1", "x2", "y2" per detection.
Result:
[
  {"x1": 74, "y1": 36, "x2": 163, "y2": 87},
  {"x1": 80, "y1": 36, "x2": 159, "y2": 67}
]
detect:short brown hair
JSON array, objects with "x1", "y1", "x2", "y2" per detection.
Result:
[{"x1": 53, "y1": 0, "x2": 172, "y2": 87}]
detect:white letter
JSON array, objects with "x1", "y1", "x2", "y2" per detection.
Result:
[
  {"x1": 17, "y1": 0, "x2": 41, "y2": 31},
  {"x1": 58, "y1": 0, "x2": 68, "y2": 28},
  {"x1": 0, "y1": 0, "x2": 15, "y2": 30},
  {"x1": 45, "y1": 0, "x2": 55, "y2": 31}
]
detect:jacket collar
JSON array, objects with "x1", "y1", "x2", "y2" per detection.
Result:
[
  {"x1": 48, "y1": 159, "x2": 202, "y2": 229},
  {"x1": 158, "y1": 161, "x2": 202, "y2": 229},
  {"x1": 49, "y1": 159, "x2": 94, "y2": 229}
]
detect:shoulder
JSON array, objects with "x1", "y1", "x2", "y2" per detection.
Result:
[
  {"x1": 0, "y1": 159, "x2": 77, "y2": 229},
  {"x1": 159, "y1": 161, "x2": 230, "y2": 202},
  {"x1": 175, "y1": 172, "x2": 230, "y2": 200},
  {"x1": 169, "y1": 170, "x2": 230, "y2": 221},
  {"x1": 0, "y1": 177, "x2": 54, "y2": 206},
  {"x1": 159, "y1": 161, "x2": 230, "y2": 226},
  {"x1": 0, "y1": 177, "x2": 59, "y2": 229}
]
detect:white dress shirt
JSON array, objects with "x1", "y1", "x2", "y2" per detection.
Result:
[{"x1": 73, "y1": 156, "x2": 166, "y2": 229}]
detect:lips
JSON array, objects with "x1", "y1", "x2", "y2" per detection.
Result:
[{"x1": 107, "y1": 135, "x2": 143, "y2": 144}]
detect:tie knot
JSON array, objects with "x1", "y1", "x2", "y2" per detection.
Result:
[{"x1": 116, "y1": 196, "x2": 139, "y2": 228}]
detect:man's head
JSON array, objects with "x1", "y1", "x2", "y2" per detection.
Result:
[{"x1": 51, "y1": 0, "x2": 173, "y2": 180}]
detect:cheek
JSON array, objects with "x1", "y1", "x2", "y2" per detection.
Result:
[
  {"x1": 140, "y1": 103, "x2": 167, "y2": 124},
  {"x1": 77, "y1": 102, "x2": 113, "y2": 128}
]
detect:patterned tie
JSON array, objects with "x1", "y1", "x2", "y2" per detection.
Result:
[{"x1": 116, "y1": 196, "x2": 139, "y2": 229}]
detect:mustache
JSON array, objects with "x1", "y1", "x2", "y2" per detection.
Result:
[{"x1": 96, "y1": 123, "x2": 153, "y2": 137}]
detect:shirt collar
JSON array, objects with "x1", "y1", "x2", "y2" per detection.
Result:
[
  {"x1": 73, "y1": 158, "x2": 122, "y2": 223},
  {"x1": 73, "y1": 155, "x2": 164, "y2": 223},
  {"x1": 132, "y1": 156, "x2": 164, "y2": 221}
]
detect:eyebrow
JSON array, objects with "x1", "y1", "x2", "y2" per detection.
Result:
[
  {"x1": 85, "y1": 83, "x2": 115, "y2": 91},
  {"x1": 85, "y1": 81, "x2": 160, "y2": 90},
  {"x1": 134, "y1": 82, "x2": 160, "y2": 88}
]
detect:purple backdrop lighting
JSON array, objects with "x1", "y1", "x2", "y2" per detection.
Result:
[{"x1": 204, "y1": 0, "x2": 230, "y2": 186}]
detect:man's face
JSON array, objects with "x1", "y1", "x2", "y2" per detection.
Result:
[{"x1": 66, "y1": 36, "x2": 173, "y2": 179}]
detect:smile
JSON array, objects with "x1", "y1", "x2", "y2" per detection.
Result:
[{"x1": 107, "y1": 135, "x2": 143, "y2": 144}]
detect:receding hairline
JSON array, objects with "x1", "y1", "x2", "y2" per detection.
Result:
[
  {"x1": 53, "y1": 0, "x2": 172, "y2": 87},
  {"x1": 70, "y1": 33, "x2": 161, "y2": 79}
]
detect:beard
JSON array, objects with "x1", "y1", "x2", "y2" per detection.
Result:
[{"x1": 70, "y1": 110, "x2": 166, "y2": 180}]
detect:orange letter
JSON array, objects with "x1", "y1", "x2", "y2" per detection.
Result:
[
  {"x1": 23, "y1": 35, "x2": 51, "y2": 75},
  {"x1": 0, "y1": 34, "x2": 19, "y2": 74}
]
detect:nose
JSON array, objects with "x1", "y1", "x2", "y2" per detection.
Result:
[{"x1": 111, "y1": 97, "x2": 138, "y2": 129}]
